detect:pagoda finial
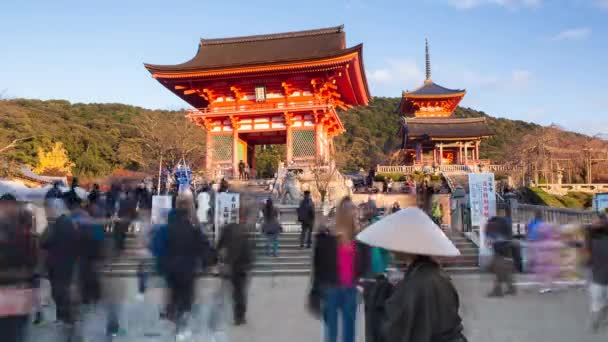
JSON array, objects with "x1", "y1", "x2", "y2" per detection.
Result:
[{"x1": 425, "y1": 38, "x2": 432, "y2": 82}]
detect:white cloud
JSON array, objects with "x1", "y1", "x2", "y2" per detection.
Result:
[
  {"x1": 511, "y1": 70, "x2": 531, "y2": 84},
  {"x1": 368, "y1": 59, "x2": 425, "y2": 87},
  {"x1": 552, "y1": 27, "x2": 592, "y2": 41},
  {"x1": 594, "y1": 0, "x2": 608, "y2": 9},
  {"x1": 369, "y1": 69, "x2": 392, "y2": 82},
  {"x1": 458, "y1": 69, "x2": 531, "y2": 90},
  {"x1": 447, "y1": 0, "x2": 541, "y2": 10}
]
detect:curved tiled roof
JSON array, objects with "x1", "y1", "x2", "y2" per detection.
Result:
[
  {"x1": 405, "y1": 80, "x2": 465, "y2": 97},
  {"x1": 405, "y1": 117, "x2": 493, "y2": 139},
  {"x1": 145, "y1": 26, "x2": 350, "y2": 72}
]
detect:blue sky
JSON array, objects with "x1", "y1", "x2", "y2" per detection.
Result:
[{"x1": 1, "y1": 0, "x2": 607, "y2": 135}]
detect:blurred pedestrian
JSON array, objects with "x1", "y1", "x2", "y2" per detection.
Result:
[
  {"x1": 0, "y1": 195, "x2": 37, "y2": 342},
  {"x1": 585, "y1": 214, "x2": 608, "y2": 332},
  {"x1": 114, "y1": 187, "x2": 137, "y2": 253},
  {"x1": 73, "y1": 205, "x2": 105, "y2": 307},
  {"x1": 262, "y1": 198, "x2": 281, "y2": 257},
  {"x1": 360, "y1": 215, "x2": 393, "y2": 342},
  {"x1": 390, "y1": 201, "x2": 401, "y2": 214},
  {"x1": 87, "y1": 183, "x2": 101, "y2": 205},
  {"x1": 298, "y1": 190, "x2": 315, "y2": 249},
  {"x1": 165, "y1": 193, "x2": 212, "y2": 338},
  {"x1": 41, "y1": 199, "x2": 79, "y2": 325},
  {"x1": 485, "y1": 217, "x2": 516, "y2": 297},
  {"x1": 219, "y1": 178, "x2": 229, "y2": 193},
  {"x1": 310, "y1": 197, "x2": 369, "y2": 342},
  {"x1": 527, "y1": 210, "x2": 544, "y2": 242},
  {"x1": 532, "y1": 223, "x2": 562, "y2": 293},
  {"x1": 217, "y1": 223, "x2": 253, "y2": 325},
  {"x1": 45, "y1": 181, "x2": 64, "y2": 200}
]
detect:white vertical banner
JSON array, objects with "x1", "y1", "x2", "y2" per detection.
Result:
[
  {"x1": 468, "y1": 173, "x2": 496, "y2": 264},
  {"x1": 151, "y1": 195, "x2": 173, "y2": 225},
  {"x1": 214, "y1": 192, "x2": 240, "y2": 242}
]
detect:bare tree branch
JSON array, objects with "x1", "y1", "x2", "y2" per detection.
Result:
[{"x1": 0, "y1": 136, "x2": 35, "y2": 154}]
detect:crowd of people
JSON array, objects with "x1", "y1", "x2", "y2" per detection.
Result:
[
  {"x1": 0, "y1": 179, "x2": 258, "y2": 341},
  {"x1": 2, "y1": 174, "x2": 608, "y2": 341},
  {"x1": 484, "y1": 210, "x2": 608, "y2": 331}
]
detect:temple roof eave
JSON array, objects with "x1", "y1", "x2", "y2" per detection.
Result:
[{"x1": 143, "y1": 45, "x2": 364, "y2": 76}]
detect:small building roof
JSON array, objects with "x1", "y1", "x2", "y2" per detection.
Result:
[
  {"x1": 404, "y1": 80, "x2": 465, "y2": 98},
  {"x1": 405, "y1": 117, "x2": 493, "y2": 139},
  {"x1": 145, "y1": 26, "x2": 353, "y2": 73}
]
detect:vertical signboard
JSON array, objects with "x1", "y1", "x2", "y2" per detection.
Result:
[
  {"x1": 468, "y1": 173, "x2": 497, "y2": 265},
  {"x1": 214, "y1": 192, "x2": 240, "y2": 242},
  {"x1": 151, "y1": 195, "x2": 173, "y2": 225}
]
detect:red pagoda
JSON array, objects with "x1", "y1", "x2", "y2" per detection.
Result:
[
  {"x1": 144, "y1": 26, "x2": 370, "y2": 178},
  {"x1": 397, "y1": 40, "x2": 493, "y2": 165}
]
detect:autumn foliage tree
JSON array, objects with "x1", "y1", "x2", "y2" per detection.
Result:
[{"x1": 33, "y1": 142, "x2": 75, "y2": 176}]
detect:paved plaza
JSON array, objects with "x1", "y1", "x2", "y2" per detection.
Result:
[{"x1": 27, "y1": 275, "x2": 606, "y2": 342}]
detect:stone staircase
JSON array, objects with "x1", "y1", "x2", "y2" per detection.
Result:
[
  {"x1": 102, "y1": 228, "x2": 479, "y2": 277},
  {"x1": 101, "y1": 232, "x2": 312, "y2": 277},
  {"x1": 442, "y1": 171, "x2": 470, "y2": 193}
]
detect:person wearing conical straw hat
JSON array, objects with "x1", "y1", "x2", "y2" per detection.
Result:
[
  {"x1": 357, "y1": 207, "x2": 467, "y2": 342},
  {"x1": 310, "y1": 196, "x2": 370, "y2": 342}
]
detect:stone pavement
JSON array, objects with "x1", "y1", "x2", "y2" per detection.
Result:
[{"x1": 26, "y1": 275, "x2": 607, "y2": 342}]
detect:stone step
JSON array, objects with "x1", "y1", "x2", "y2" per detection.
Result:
[{"x1": 100, "y1": 265, "x2": 479, "y2": 278}]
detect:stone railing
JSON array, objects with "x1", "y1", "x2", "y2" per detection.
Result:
[
  {"x1": 376, "y1": 165, "x2": 422, "y2": 173},
  {"x1": 438, "y1": 165, "x2": 471, "y2": 173},
  {"x1": 535, "y1": 183, "x2": 608, "y2": 195},
  {"x1": 377, "y1": 164, "x2": 472, "y2": 174},
  {"x1": 509, "y1": 203, "x2": 596, "y2": 235}
]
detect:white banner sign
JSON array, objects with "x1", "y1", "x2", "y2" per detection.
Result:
[
  {"x1": 468, "y1": 173, "x2": 496, "y2": 264},
  {"x1": 214, "y1": 192, "x2": 240, "y2": 241},
  {"x1": 151, "y1": 195, "x2": 173, "y2": 225}
]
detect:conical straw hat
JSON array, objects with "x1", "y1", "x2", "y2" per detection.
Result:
[{"x1": 356, "y1": 207, "x2": 460, "y2": 257}]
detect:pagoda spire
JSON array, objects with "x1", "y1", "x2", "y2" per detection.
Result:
[{"x1": 425, "y1": 38, "x2": 432, "y2": 82}]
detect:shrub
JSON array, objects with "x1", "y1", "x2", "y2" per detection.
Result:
[
  {"x1": 376, "y1": 172, "x2": 406, "y2": 182},
  {"x1": 528, "y1": 187, "x2": 565, "y2": 208}
]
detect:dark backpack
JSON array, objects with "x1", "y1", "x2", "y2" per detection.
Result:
[{"x1": 298, "y1": 200, "x2": 314, "y2": 223}]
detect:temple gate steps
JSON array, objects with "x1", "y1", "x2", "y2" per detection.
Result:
[{"x1": 102, "y1": 229, "x2": 480, "y2": 277}]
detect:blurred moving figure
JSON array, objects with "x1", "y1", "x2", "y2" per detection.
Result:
[
  {"x1": 41, "y1": 199, "x2": 79, "y2": 325},
  {"x1": 0, "y1": 195, "x2": 37, "y2": 342},
  {"x1": 390, "y1": 201, "x2": 401, "y2": 214},
  {"x1": 532, "y1": 223, "x2": 562, "y2": 294},
  {"x1": 114, "y1": 187, "x2": 137, "y2": 253},
  {"x1": 217, "y1": 223, "x2": 253, "y2": 325},
  {"x1": 164, "y1": 193, "x2": 212, "y2": 337},
  {"x1": 485, "y1": 217, "x2": 516, "y2": 297},
  {"x1": 311, "y1": 197, "x2": 368, "y2": 342},
  {"x1": 297, "y1": 191, "x2": 315, "y2": 249},
  {"x1": 586, "y1": 214, "x2": 608, "y2": 332},
  {"x1": 262, "y1": 198, "x2": 281, "y2": 257},
  {"x1": 73, "y1": 204, "x2": 105, "y2": 306}
]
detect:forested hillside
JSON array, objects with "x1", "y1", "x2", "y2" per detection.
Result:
[{"x1": 0, "y1": 97, "x2": 593, "y2": 177}]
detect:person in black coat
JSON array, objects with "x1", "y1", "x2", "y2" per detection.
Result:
[
  {"x1": 217, "y1": 222, "x2": 253, "y2": 325},
  {"x1": 485, "y1": 216, "x2": 516, "y2": 297},
  {"x1": 41, "y1": 208, "x2": 79, "y2": 324},
  {"x1": 164, "y1": 194, "x2": 211, "y2": 333},
  {"x1": 297, "y1": 191, "x2": 315, "y2": 248},
  {"x1": 383, "y1": 256, "x2": 467, "y2": 342}
]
